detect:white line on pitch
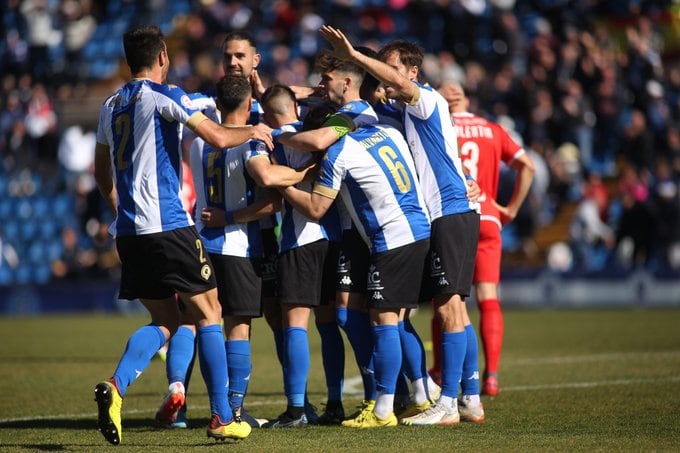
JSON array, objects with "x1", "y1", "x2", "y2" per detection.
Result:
[{"x1": 1, "y1": 375, "x2": 678, "y2": 424}]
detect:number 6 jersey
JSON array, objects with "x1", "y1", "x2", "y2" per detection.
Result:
[{"x1": 314, "y1": 124, "x2": 430, "y2": 254}]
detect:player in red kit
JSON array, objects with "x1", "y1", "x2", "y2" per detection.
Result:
[{"x1": 430, "y1": 81, "x2": 535, "y2": 397}]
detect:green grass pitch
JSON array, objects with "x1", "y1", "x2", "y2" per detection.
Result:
[{"x1": 1, "y1": 307, "x2": 679, "y2": 452}]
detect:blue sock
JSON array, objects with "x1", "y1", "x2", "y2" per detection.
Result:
[
  {"x1": 226, "y1": 339, "x2": 251, "y2": 409},
  {"x1": 316, "y1": 321, "x2": 345, "y2": 401},
  {"x1": 284, "y1": 327, "x2": 309, "y2": 407},
  {"x1": 166, "y1": 326, "x2": 195, "y2": 385},
  {"x1": 197, "y1": 324, "x2": 231, "y2": 421},
  {"x1": 341, "y1": 308, "x2": 376, "y2": 400},
  {"x1": 372, "y1": 324, "x2": 401, "y2": 395},
  {"x1": 441, "y1": 331, "x2": 467, "y2": 399},
  {"x1": 398, "y1": 320, "x2": 425, "y2": 381},
  {"x1": 113, "y1": 324, "x2": 165, "y2": 396},
  {"x1": 461, "y1": 324, "x2": 480, "y2": 396},
  {"x1": 273, "y1": 328, "x2": 285, "y2": 367},
  {"x1": 336, "y1": 306, "x2": 348, "y2": 327}
]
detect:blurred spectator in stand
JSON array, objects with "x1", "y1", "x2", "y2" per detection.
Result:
[
  {"x1": 568, "y1": 169, "x2": 615, "y2": 273},
  {"x1": 0, "y1": 233, "x2": 19, "y2": 270},
  {"x1": 57, "y1": 125, "x2": 95, "y2": 190},
  {"x1": 649, "y1": 159, "x2": 680, "y2": 271},
  {"x1": 620, "y1": 108, "x2": 655, "y2": 172},
  {"x1": 20, "y1": 0, "x2": 61, "y2": 83},
  {"x1": 50, "y1": 225, "x2": 97, "y2": 280},
  {"x1": 613, "y1": 164, "x2": 654, "y2": 268},
  {"x1": 60, "y1": 0, "x2": 97, "y2": 81},
  {"x1": 24, "y1": 82, "x2": 59, "y2": 173}
]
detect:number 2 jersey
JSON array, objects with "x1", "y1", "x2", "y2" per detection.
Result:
[
  {"x1": 96, "y1": 79, "x2": 206, "y2": 237},
  {"x1": 452, "y1": 111, "x2": 525, "y2": 228}
]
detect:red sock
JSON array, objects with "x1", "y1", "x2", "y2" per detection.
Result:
[
  {"x1": 430, "y1": 303, "x2": 442, "y2": 374},
  {"x1": 479, "y1": 298, "x2": 503, "y2": 375}
]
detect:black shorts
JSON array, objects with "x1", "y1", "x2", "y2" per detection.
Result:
[
  {"x1": 367, "y1": 239, "x2": 429, "y2": 310},
  {"x1": 260, "y1": 227, "x2": 278, "y2": 299},
  {"x1": 278, "y1": 239, "x2": 329, "y2": 307},
  {"x1": 321, "y1": 241, "x2": 341, "y2": 305},
  {"x1": 337, "y1": 227, "x2": 370, "y2": 294},
  {"x1": 209, "y1": 253, "x2": 262, "y2": 317},
  {"x1": 421, "y1": 211, "x2": 480, "y2": 300},
  {"x1": 117, "y1": 227, "x2": 216, "y2": 300}
]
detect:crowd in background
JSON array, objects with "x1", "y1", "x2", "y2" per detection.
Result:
[{"x1": 2, "y1": 0, "x2": 680, "y2": 286}]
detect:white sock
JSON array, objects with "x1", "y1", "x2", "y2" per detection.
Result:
[
  {"x1": 462, "y1": 394, "x2": 480, "y2": 405},
  {"x1": 374, "y1": 392, "x2": 395, "y2": 419},
  {"x1": 412, "y1": 378, "x2": 428, "y2": 405},
  {"x1": 427, "y1": 374, "x2": 440, "y2": 397},
  {"x1": 169, "y1": 381, "x2": 185, "y2": 394},
  {"x1": 439, "y1": 395, "x2": 456, "y2": 411}
]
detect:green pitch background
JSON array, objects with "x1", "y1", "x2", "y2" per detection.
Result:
[{"x1": 1, "y1": 307, "x2": 679, "y2": 452}]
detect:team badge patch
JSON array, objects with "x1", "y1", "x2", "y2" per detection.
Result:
[{"x1": 180, "y1": 95, "x2": 195, "y2": 109}]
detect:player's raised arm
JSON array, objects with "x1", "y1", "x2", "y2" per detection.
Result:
[{"x1": 319, "y1": 25, "x2": 418, "y2": 103}]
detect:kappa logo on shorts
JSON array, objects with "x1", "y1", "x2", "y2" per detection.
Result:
[
  {"x1": 339, "y1": 275, "x2": 352, "y2": 286},
  {"x1": 370, "y1": 291, "x2": 384, "y2": 301},
  {"x1": 438, "y1": 276, "x2": 450, "y2": 287},
  {"x1": 200, "y1": 264, "x2": 212, "y2": 280}
]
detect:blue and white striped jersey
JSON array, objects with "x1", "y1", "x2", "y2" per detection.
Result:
[
  {"x1": 96, "y1": 79, "x2": 202, "y2": 237},
  {"x1": 374, "y1": 99, "x2": 404, "y2": 134},
  {"x1": 190, "y1": 137, "x2": 270, "y2": 257},
  {"x1": 401, "y1": 82, "x2": 479, "y2": 220},
  {"x1": 334, "y1": 99, "x2": 379, "y2": 129},
  {"x1": 314, "y1": 124, "x2": 430, "y2": 254},
  {"x1": 272, "y1": 122, "x2": 341, "y2": 252}
]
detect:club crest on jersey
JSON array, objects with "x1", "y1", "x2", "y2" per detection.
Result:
[
  {"x1": 180, "y1": 95, "x2": 195, "y2": 109},
  {"x1": 200, "y1": 264, "x2": 212, "y2": 280}
]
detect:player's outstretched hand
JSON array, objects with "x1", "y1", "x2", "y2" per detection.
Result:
[
  {"x1": 320, "y1": 25, "x2": 355, "y2": 60},
  {"x1": 200, "y1": 207, "x2": 226, "y2": 227},
  {"x1": 250, "y1": 69, "x2": 266, "y2": 100},
  {"x1": 253, "y1": 122, "x2": 274, "y2": 150},
  {"x1": 466, "y1": 179, "x2": 481, "y2": 203}
]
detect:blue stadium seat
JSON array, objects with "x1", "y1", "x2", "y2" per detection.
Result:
[
  {"x1": 27, "y1": 241, "x2": 47, "y2": 264},
  {"x1": 15, "y1": 264, "x2": 33, "y2": 285},
  {"x1": 2, "y1": 220, "x2": 20, "y2": 242},
  {"x1": 20, "y1": 220, "x2": 39, "y2": 242},
  {"x1": 0, "y1": 266, "x2": 13, "y2": 286},
  {"x1": 33, "y1": 264, "x2": 52, "y2": 285}
]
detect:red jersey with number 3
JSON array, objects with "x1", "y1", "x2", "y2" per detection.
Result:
[{"x1": 452, "y1": 112, "x2": 524, "y2": 228}]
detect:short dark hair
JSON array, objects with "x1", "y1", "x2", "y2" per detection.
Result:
[
  {"x1": 378, "y1": 40, "x2": 424, "y2": 69},
  {"x1": 222, "y1": 31, "x2": 257, "y2": 51},
  {"x1": 123, "y1": 25, "x2": 165, "y2": 74},
  {"x1": 314, "y1": 48, "x2": 365, "y2": 83},
  {"x1": 215, "y1": 75, "x2": 252, "y2": 114},
  {"x1": 302, "y1": 103, "x2": 337, "y2": 131},
  {"x1": 261, "y1": 84, "x2": 296, "y2": 108}
]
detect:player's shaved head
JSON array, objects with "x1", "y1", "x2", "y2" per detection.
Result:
[{"x1": 261, "y1": 84, "x2": 296, "y2": 117}]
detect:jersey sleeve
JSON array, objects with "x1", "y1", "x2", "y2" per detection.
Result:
[
  {"x1": 244, "y1": 140, "x2": 270, "y2": 162},
  {"x1": 313, "y1": 142, "x2": 344, "y2": 199},
  {"x1": 155, "y1": 83, "x2": 202, "y2": 126},
  {"x1": 95, "y1": 101, "x2": 111, "y2": 146},
  {"x1": 406, "y1": 83, "x2": 437, "y2": 120},
  {"x1": 497, "y1": 124, "x2": 525, "y2": 165}
]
